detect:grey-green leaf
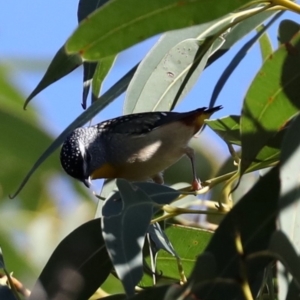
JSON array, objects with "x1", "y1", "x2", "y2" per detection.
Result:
[
  {"x1": 24, "y1": 46, "x2": 82, "y2": 108},
  {"x1": 66, "y1": 0, "x2": 253, "y2": 60},
  {"x1": 78, "y1": 0, "x2": 112, "y2": 109},
  {"x1": 102, "y1": 179, "x2": 153, "y2": 296}
]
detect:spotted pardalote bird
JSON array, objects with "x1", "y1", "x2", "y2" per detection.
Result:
[{"x1": 60, "y1": 106, "x2": 222, "y2": 190}]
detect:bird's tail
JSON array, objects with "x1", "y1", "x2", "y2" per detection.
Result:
[{"x1": 192, "y1": 106, "x2": 222, "y2": 132}]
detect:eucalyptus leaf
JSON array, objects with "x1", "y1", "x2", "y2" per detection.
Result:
[
  {"x1": 81, "y1": 62, "x2": 98, "y2": 109},
  {"x1": 124, "y1": 18, "x2": 231, "y2": 114},
  {"x1": 257, "y1": 25, "x2": 273, "y2": 62},
  {"x1": 78, "y1": 0, "x2": 111, "y2": 109},
  {"x1": 205, "y1": 115, "x2": 241, "y2": 145},
  {"x1": 125, "y1": 38, "x2": 219, "y2": 112},
  {"x1": 29, "y1": 219, "x2": 112, "y2": 300},
  {"x1": 102, "y1": 179, "x2": 153, "y2": 296},
  {"x1": 240, "y1": 26, "x2": 300, "y2": 175},
  {"x1": 77, "y1": 0, "x2": 110, "y2": 22},
  {"x1": 92, "y1": 55, "x2": 117, "y2": 102},
  {"x1": 206, "y1": 115, "x2": 284, "y2": 172},
  {"x1": 209, "y1": 11, "x2": 283, "y2": 109},
  {"x1": 66, "y1": 0, "x2": 252, "y2": 60},
  {"x1": 24, "y1": 46, "x2": 82, "y2": 108},
  {"x1": 102, "y1": 182, "x2": 180, "y2": 218},
  {"x1": 278, "y1": 19, "x2": 300, "y2": 44},
  {"x1": 148, "y1": 223, "x2": 179, "y2": 258}
]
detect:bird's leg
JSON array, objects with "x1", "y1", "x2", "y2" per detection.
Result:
[
  {"x1": 152, "y1": 172, "x2": 164, "y2": 185},
  {"x1": 184, "y1": 147, "x2": 202, "y2": 191}
]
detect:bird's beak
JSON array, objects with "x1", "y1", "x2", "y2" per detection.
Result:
[{"x1": 83, "y1": 176, "x2": 91, "y2": 188}]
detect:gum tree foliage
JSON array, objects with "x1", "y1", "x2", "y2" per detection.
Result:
[{"x1": 2, "y1": 0, "x2": 300, "y2": 299}]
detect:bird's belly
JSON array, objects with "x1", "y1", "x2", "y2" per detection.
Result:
[
  {"x1": 112, "y1": 122, "x2": 195, "y2": 181},
  {"x1": 117, "y1": 148, "x2": 184, "y2": 181}
]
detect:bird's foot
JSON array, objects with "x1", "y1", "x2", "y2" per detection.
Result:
[{"x1": 191, "y1": 178, "x2": 202, "y2": 191}]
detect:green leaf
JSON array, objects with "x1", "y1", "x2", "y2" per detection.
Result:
[
  {"x1": 124, "y1": 26, "x2": 208, "y2": 114},
  {"x1": 278, "y1": 19, "x2": 300, "y2": 44},
  {"x1": 82, "y1": 62, "x2": 98, "y2": 109},
  {"x1": 124, "y1": 16, "x2": 233, "y2": 114},
  {"x1": 24, "y1": 46, "x2": 82, "y2": 108},
  {"x1": 205, "y1": 115, "x2": 241, "y2": 145},
  {"x1": 257, "y1": 25, "x2": 273, "y2": 62},
  {"x1": 240, "y1": 26, "x2": 300, "y2": 175},
  {"x1": 185, "y1": 167, "x2": 279, "y2": 299},
  {"x1": 102, "y1": 180, "x2": 154, "y2": 296},
  {"x1": 92, "y1": 55, "x2": 117, "y2": 101},
  {"x1": 209, "y1": 11, "x2": 283, "y2": 108},
  {"x1": 77, "y1": 0, "x2": 110, "y2": 22},
  {"x1": 78, "y1": 0, "x2": 111, "y2": 109},
  {"x1": 206, "y1": 115, "x2": 283, "y2": 172},
  {"x1": 10, "y1": 65, "x2": 137, "y2": 198},
  {"x1": 29, "y1": 219, "x2": 112, "y2": 300},
  {"x1": 215, "y1": 10, "x2": 277, "y2": 56},
  {"x1": 66, "y1": 0, "x2": 251, "y2": 60},
  {"x1": 155, "y1": 225, "x2": 211, "y2": 281}
]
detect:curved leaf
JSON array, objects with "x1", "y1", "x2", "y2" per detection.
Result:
[
  {"x1": 278, "y1": 19, "x2": 300, "y2": 44},
  {"x1": 92, "y1": 55, "x2": 117, "y2": 101},
  {"x1": 78, "y1": 0, "x2": 112, "y2": 109},
  {"x1": 125, "y1": 37, "x2": 223, "y2": 113},
  {"x1": 77, "y1": 0, "x2": 110, "y2": 22},
  {"x1": 124, "y1": 18, "x2": 233, "y2": 114},
  {"x1": 24, "y1": 46, "x2": 82, "y2": 108},
  {"x1": 66, "y1": 0, "x2": 251, "y2": 60},
  {"x1": 240, "y1": 24, "x2": 300, "y2": 175},
  {"x1": 206, "y1": 115, "x2": 285, "y2": 172},
  {"x1": 257, "y1": 26, "x2": 273, "y2": 62},
  {"x1": 142, "y1": 225, "x2": 212, "y2": 286},
  {"x1": 81, "y1": 62, "x2": 98, "y2": 109},
  {"x1": 29, "y1": 219, "x2": 112, "y2": 300},
  {"x1": 209, "y1": 11, "x2": 283, "y2": 109},
  {"x1": 102, "y1": 182, "x2": 180, "y2": 218},
  {"x1": 205, "y1": 115, "x2": 241, "y2": 145},
  {"x1": 102, "y1": 179, "x2": 153, "y2": 296}
]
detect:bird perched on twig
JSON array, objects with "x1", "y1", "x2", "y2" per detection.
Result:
[{"x1": 60, "y1": 106, "x2": 222, "y2": 190}]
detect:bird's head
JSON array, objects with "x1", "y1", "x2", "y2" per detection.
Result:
[{"x1": 60, "y1": 128, "x2": 92, "y2": 187}]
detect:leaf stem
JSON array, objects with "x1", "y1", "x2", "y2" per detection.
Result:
[
  {"x1": 235, "y1": 233, "x2": 254, "y2": 300},
  {"x1": 272, "y1": 0, "x2": 300, "y2": 13},
  {"x1": 151, "y1": 205, "x2": 226, "y2": 223}
]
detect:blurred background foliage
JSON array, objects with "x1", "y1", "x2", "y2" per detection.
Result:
[{"x1": 0, "y1": 63, "x2": 96, "y2": 287}]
